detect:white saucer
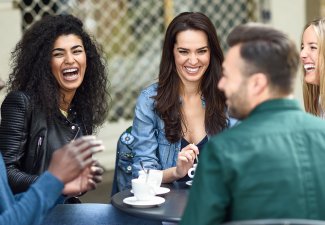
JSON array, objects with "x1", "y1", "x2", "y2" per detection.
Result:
[
  {"x1": 186, "y1": 180, "x2": 193, "y2": 186},
  {"x1": 123, "y1": 196, "x2": 165, "y2": 208},
  {"x1": 155, "y1": 187, "x2": 170, "y2": 195},
  {"x1": 130, "y1": 187, "x2": 170, "y2": 195}
]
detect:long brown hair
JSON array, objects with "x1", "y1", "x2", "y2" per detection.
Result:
[{"x1": 154, "y1": 12, "x2": 227, "y2": 143}]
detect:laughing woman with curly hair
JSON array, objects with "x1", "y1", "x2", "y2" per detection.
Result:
[{"x1": 0, "y1": 14, "x2": 109, "y2": 202}]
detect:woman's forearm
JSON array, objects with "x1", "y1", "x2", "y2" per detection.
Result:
[{"x1": 162, "y1": 167, "x2": 182, "y2": 183}]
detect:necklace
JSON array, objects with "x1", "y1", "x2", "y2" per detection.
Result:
[{"x1": 179, "y1": 96, "x2": 206, "y2": 108}]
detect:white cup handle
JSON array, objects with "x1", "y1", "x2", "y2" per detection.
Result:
[{"x1": 188, "y1": 167, "x2": 195, "y2": 178}]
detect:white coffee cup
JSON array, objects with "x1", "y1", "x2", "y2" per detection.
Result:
[
  {"x1": 131, "y1": 178, "x2": 156, "y2": 201},
  {"x1": 188, "y1": 163, "x2": 197, "y2": 179},
  {"x1": 138, "y1": 169, "x2": 163, "y2": 191}
]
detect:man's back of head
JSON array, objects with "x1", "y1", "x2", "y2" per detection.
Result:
[
  {"x1": 218, "y1": 23, "x2": 301, "y2": 120},
  {"x1": 227, "y1": 23, "x2": 300, "y2": 96}
]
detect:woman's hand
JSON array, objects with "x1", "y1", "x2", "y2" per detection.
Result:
[
  {"x1": 62, "y1": 161, "x2": 104, "y2": 196},
  {"x1": 174, "y1": 143, "x2": 199, "y2": 179}
]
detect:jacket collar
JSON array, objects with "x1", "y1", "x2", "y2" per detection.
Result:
[{"x1": 249, "y1": 98, "x2": 302, "y2": 117}]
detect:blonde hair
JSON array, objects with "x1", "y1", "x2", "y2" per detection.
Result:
[{"x1": 303, "y1": 18, "x2": 325, "y2": 115}]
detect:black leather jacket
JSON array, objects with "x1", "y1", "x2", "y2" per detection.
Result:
[{"x1": 0, "y1": 91, "x2": 89, "y2": 194}]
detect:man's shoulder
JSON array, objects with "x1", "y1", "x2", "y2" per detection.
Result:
[
  {"x1": 210, "y1": 110, "x2": 325, "y2": 146},
  {"x1": 299, "y1": 111, "x2": 325, "y2": 124},
  {"x1": 280, "y1": 109, "x2": 325, "y2": 130}
]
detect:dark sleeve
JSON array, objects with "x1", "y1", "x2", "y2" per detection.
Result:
[{"x1": 0, "y1": 91, "x2": 38, "y2": 193}]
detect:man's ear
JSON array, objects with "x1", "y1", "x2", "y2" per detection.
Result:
[{"x1": 248, "y1": 73, "x2": 268, "y2": 95}]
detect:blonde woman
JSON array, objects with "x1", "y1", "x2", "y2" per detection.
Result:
[{"x1": 301, "y1": 18, "x2": 325, "y2": 116}]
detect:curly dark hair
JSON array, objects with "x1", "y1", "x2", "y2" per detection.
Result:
[
  {"x1": 154, "y1": 12, "x2": 228, "y2": 143},
  {"x1": 8, "y1": 14, "x2": 110, "y2": 133}
]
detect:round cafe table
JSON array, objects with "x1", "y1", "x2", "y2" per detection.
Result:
[{"x1": 111, "y1": 182, "x2": 190, "y2": 222}]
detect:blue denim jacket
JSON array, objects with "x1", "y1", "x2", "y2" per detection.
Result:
[{"x1": 131, "y1": 83, "x2": 237, "y2": 179}]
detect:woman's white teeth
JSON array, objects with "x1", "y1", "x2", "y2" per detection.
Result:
[
  {"x1": 185, "y1": 67, "x2": 199, "y2": 73},
  {"x1": 63, "y1": 68, "x2": 78, "y2": 73},
  {"x1": 62, "y1": 68, "x2": 78, "y2": 79},
  {"x1": 62, "y1": 68, "x2": 78, "y2": 81},
  {"x1": 304, "y1": 64, "x2": 315, "y2": 71}
]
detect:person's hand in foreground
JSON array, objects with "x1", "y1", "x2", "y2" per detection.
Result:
[
  {"x1": 63, "y1": 161, "x2": 104, "y2": 196},
  {"x1": 48, "y1": 136, "x2": 105, "y2": 193}
]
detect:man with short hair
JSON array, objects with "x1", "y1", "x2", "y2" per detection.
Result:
[{"x1": 180, "y1": 23, "x2": 325, "y2": 224}]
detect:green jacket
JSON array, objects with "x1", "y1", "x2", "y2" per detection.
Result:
[{"x1": 181, "y1": 99, "x2": 325, "y2": 225}]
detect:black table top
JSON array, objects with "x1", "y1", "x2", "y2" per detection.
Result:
[{"x1": 111, "y1": 182, "x2": 190, "y2": 222}]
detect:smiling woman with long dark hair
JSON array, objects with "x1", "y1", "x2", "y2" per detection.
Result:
[{"x1": 126, "y1": 12, "x2": 234, "y2": 190}]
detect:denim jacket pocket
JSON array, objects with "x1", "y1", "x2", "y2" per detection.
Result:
[
  {"x1": 117, "y1": 149, "x2": 133, "y2": 174},
  {"x1": 116, "y1": 128, "x2": 134, "y2": 191},
  {"x1": 117, "y1": 157, "x2": 133, "y2": 191}
]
